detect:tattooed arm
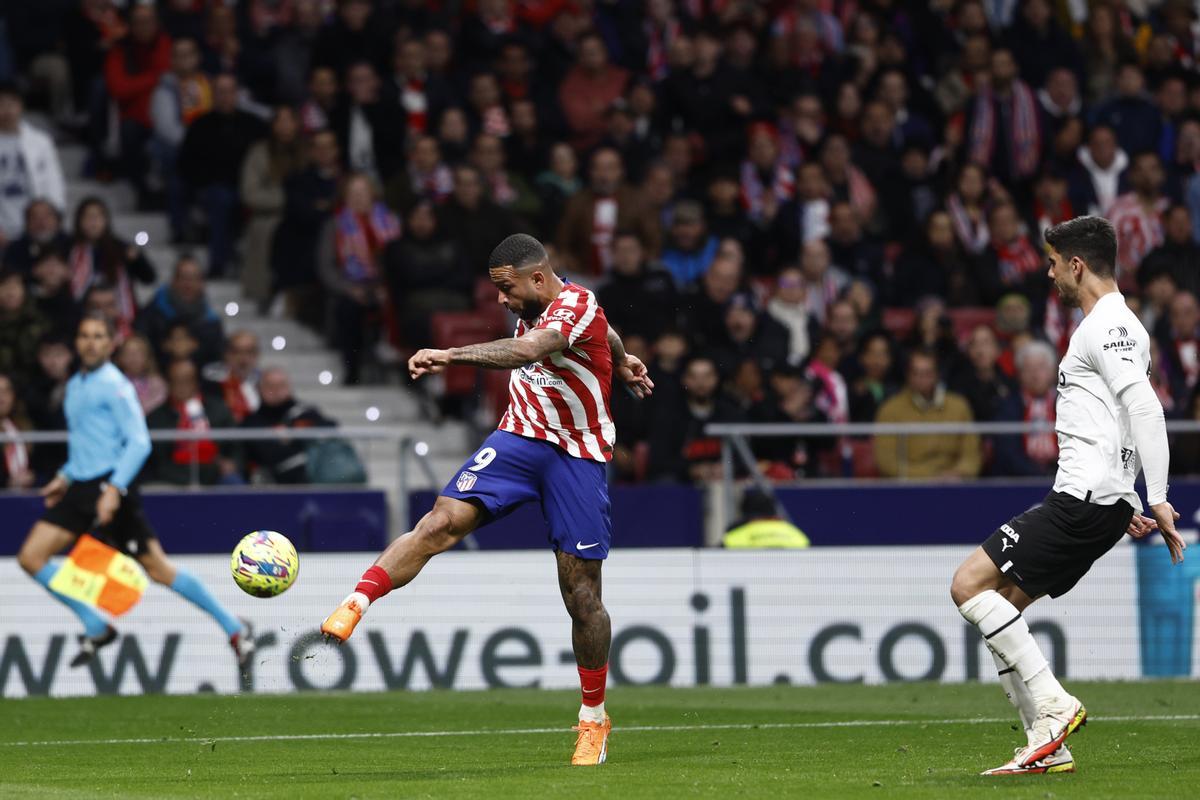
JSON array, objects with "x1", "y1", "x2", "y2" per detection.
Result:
[
  {"x1": 408, "y1": 329, "x2": 566, "y2": 378},
  {"x1": 607, "y1": 324, "x2": 655, "y2": 399}
]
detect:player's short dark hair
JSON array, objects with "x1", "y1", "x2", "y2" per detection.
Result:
[
  {"x1": 78, "y1": 310, "x2": 116, "y2": 338},
  {"x1": 1044, "y1": 215, "x2": 1117, "y2": 279},
  {"x1": 488, "y1": 234, "x2": 548, "y2": 271}
]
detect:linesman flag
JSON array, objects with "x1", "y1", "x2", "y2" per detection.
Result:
[{"x1": 49, "y1": 535, "x2": 148, "y2": 616}]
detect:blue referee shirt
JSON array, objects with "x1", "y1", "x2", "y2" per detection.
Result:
[{"x1": 61, "y1": 362, "x2": 152, "y2": 491}]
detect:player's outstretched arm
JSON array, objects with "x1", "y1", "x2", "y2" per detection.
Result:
[
  {"x1": 408, "y1": 329, "x2": 568, "y2": 379},
  {"x1": 607, "y1": 325, "x2": 654, "y2": 399}
]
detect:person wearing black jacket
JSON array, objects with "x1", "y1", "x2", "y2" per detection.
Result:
[
  {"x1": 596, "y1": 231, "x2": 677, "y2": 341},
  {"x1": 330, "y1": 61, "x2": 407, "y2": 185},
  {"x1": 178, "y1": 74, "x2": 266, "y2": 276},
  {"x1": 436, "y1": 164, "x2": 523, "y2": 273},
  {"x1": 647, "y1": 356, "x2": 744, "y2": 483},
  {"x1": 3, "y1": 200, "x2": 72, "y2": 277},
  {"x1": 384, "y1": 202, "x2": 472, "y2": 350},
  {"x1": 240, "y1": 367, "x2": 336, "y2": 484}
]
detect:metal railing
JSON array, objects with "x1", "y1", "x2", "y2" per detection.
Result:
[
  {"x1": 0, "y1": 426, "x2": 444, "y2": 541},
  {"x1": 705, "y1": 419, "x2": 1200, "y2": 534}
]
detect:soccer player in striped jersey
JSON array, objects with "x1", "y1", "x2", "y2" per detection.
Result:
[
  {"x1": 321, "y1": 234, "x2": 652, "y2": 766},
  {"x1": 951, "y1": 216, "x2": 1186, "y2": 776}
]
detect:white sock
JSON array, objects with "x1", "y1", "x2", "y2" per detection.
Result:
[
  {"x1": 344, "y1": 591, "x2": 371, "y2": 612},
  {"x1": 959, "y1": 590, "x2": 1067, "y2": 711},
  {"x1": 578, "y1": 702, "x2": 605, "y2": 723},
  {"x1": 991, "y1": 650, "x2": 1036, "y2": 734}
]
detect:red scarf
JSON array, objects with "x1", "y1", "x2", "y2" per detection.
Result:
[
  {"x1": 401, "y1": 77, "x2": 427, "y2": 133},
  {"x1": 334, "y1": 204, "x2": 401, "y2": 283},
  {"x1": 968, "y1": 81, "x2": 1041, "y2": 179},
  {"x1": 2, "y1": 419, "x2": 28, "y2": 482},
  {"x1": 69, "y1": 243, "x2": 136, "y2": 338},
  {"x1": 994, "y1": 235, "x2": 1042, "y2": 286},
  {"x1": 172, "y1": 397, "x2": 217, "y2": 466},
  {"x1": 1023, "y1": 392, "x2": 1057, "y2": 466},
  {"x1": 739, "y1": 159, "x2": 794, "y2": 221}
]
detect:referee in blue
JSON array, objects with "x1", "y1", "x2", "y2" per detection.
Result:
[{"x1": 16, "y1": 312, "x2": 254, "y2": 668}]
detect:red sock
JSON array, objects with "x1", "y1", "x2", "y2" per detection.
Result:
[
  {"x1": 355, "y1": 565, "x2": 393, "y2": 603},
  {"x1": 578, "y1": 664, "x2": 608, "y2": 707}
]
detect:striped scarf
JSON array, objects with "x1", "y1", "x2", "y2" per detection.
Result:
[
  {"x1": 68, "y1": 243, "x2": 136, "y2": 335},
  {"x1": 946, "y1": 194, "x2": 990, "y2": 255},
  {"x1": 994, "y1": 235, "x2": 1042, "y2": 286},
  {"x1": 845, "y1": 165, "x2": 875, "y2": 221},
  {"x1": 1022, "y1": 392, "x2": 1057, "y2": 465},
  {"x1": 968, "y1": 81, "x2": 1041, "y2": 179},
  {"x1": 401, "y1": 78, "x2": 428, "y2": 133},
  {"x1": 646, "y1": 19, "x2": 680, "y2": 81},
  {"x1": 1043, "y1": 291, "x2": 1082, "y2": 356},
  {"x1": 740, "y1": 160, "x2": 795, "y2": 222},
  {"x1": 2, "y1": 419, "x2": 27, "y2": 482},
  {"x1": 333, "y1": 204, "x2": 401, "y2": 283}
]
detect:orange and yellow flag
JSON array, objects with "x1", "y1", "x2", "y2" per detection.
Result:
[{"x1": 49, "y1": 535, "x2": 148, "y2": 616}]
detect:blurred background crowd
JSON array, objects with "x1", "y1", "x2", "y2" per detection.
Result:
[{"x1": 2, "y1": 0, "x2": 1200, "y2": 488}]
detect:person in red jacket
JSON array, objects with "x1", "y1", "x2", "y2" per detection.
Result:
[{"x1": 104, "y1": 4, "x2": 171, "y2": 206}]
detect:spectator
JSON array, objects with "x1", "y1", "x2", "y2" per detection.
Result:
[
  {"x1": 978, "y1": 202, "x2": 1043, "y2": 306},
  {"x1": 950, "y1": 325, "x2": 1018, "y2": 425},
  {"x1": 679, "y1": 254, "x2": 742, "y2": 353},
  {"x1": 178, "y1": 73, "x2": 266, "y2": 277},
  {"x1": 1107, "y1": 151, "x2": 1168, "y2": 292},
  {"x1": 765, "y1": 266, "x2": 811, "y2": 365},
  {"x1": 311, "y1": 0, "x2": 387, "y2": 77},
  {"x1": 470, "y1": 133, "x2": 540, "y2": 228},
  {"x1": 1157, "y1": 290, "x2": 1200, "y2": 411},
  {"x1": 739, "y1": 123, "x2": 794, "y2": 227},
  {"x1": 317, "y1": 172, "x2": 400, "y2": 385},
  {"x1": 0, "y1": 371, "x2": 34, "y2": 489},
  {"x1": 819, "y1": 134, "x2": 878, "y2": 231},
  {"x1": 0, "y1": 82, "x2": 65, "y2": 243},
  {"x1": 660, "y1": 200, "x2": 719, "y2": 288},
  {"x1": 647, "y1": 356, "x2": 743, "y2": 483},
  {"x1": 1037, "y1": 67, "x2": 1084, "y2": 144},
  {"x1": 894, "y1": 211, "x2": 983, "y2": 308},
  {"x1": 1140, "y1": 205, "x2": 1200, "y2": 299},
  {"x1": 0, "y1": 270, "x2": 49, "y2": 386},
  {"x1": 384, "y1": 201, "x2": 471, "y2": 351},
  {"x1": 1031, "y1": 166, "x2": 1076, "y2": 239},
  {"x1": 659, "y1": 28, "x2": 754, "y2": 163},
  {"x1": 992, "y1": 340, "x2": 1059, "y2": 477},
  {"x1": 945, "y1": 163, "x2": 995, "y2": 256},
  {"x1": 1092, "y1": 63, "x2": 1162, "y2": 158},
  {"x1": 24, "y1": 334, "x2": 70, "y2": 481},
  {"x1": 331, "y1": 60, "x2": 406, "y2": 184},
  {"x1": 874, "y1": 349, "x2": 982, "y2": 479},
  {"x1": 299, "y1": 65, "x2": 338, "y2": 133},
  {"x1": 201, "y1": 330, "x2": 261, "y2": 423},
  {"x1": 138, "y1": 256, "x2": 224, "y2": 368},
  {"x1": 68, "y1": 197, "x2": 156, "y2": 338},
  {"x1": 748, "y1": 363, "x2": 831, "y2": 480},
  {"x1": 240, "y1": 366, "x2": 336, "y2": 484},
  {"x1": 150, "y1": 37, "x2": 211, "y2": 241},
  {"x1": 271, "y1": 0, "x2": 324, "y2": 107},
  {"x1": 1072, "y1": 124, "x2": 1126, "y2": 217},
  {"x1": 534, "y1": 142, "x2": 581, "y2": 238},
  {"x1": 1081, "y1": 1, "x2": 1138, "y2": 105},
  {"x1": 1003, "y1": 0, "x2": 1081, "y2": 89},
  {"x1": 559, "y1": 32, "x2": 630, "y2": 152},
  {"x1": 115, "y1": 334, "x2": 167, "y2": 413},
  {"x1": 710, "y1": 293, "x2": 790, "y2": 378},
  {"x1": 388, "y1": 35, "x2": 455, "y2": 137},
  {"x1": 848, "y1": 332, "x2": 898, "y2": 423},
  {"x1": 385, "y1": 134, "x2": 453, "y2": 213},
  {"x1": 464, "y1": 72, "x2": 509, "y2": 141},
  {"x1": 274, "y1": 129, "x2": 341, "y2": 329},
  {"x1": 596, "y1": 230, "x2": 676, "y2": 342},
  {"x1": 827, "y1": 201, "x2": 887, "y2": 288},
  {"x1": 29, "y1": 250, "x2": 80, "y2": 337},
  {"x1": 3, "y1": 199, "x2": 71, "y2": 276},
  {"x1": 239, "y1": 106, "x2": 303, "y2": 308},
  {"x1": 146, "y1": 358, "x2": 241, "y2": 486},
  {"x1": 798, "y1": 240, "x2": 849, "y2": 327},
  {"x1": 557, "y1": 147, "x2": 659, "y2": 275},
  {"x1": 437, "y1": 163, "x2": 522, "y2": 276},
  {"x1": 722, "y1": 489, "x2": 810, "y2": 548},
  {"x1": 103, "y1": 3, "x2": 171, "y2": 205},
  {"x1": 706, "y1": 172, "x2": 754, "y2": 251}
]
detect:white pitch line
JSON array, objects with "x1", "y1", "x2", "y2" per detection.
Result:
[{"x1": 3, "y1": 714, "x2": 1199, "y2": 749}]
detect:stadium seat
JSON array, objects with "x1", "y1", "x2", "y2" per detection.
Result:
[
  {"x1": 948, "y1": 307, "x2": 997, "y2": 341},
  {"x1": 431, "y1": 312, "x2": 506, "y2": 396}
]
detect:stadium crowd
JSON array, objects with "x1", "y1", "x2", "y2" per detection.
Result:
[{"x1": 3, "y1": 0, "x2": 1200, "y2": 486}]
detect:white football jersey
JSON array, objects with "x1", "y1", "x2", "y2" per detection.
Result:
[{"x1": 1052, "y1": 292, "x2": 1151, "y2": 511}]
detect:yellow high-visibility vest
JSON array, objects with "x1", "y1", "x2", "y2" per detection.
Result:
[{"x1": 722, "y1": 519, "x2": 811, "y2": 549}]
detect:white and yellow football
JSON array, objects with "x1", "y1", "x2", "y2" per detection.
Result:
[{"x1": 230, "y1": 530, "x2": 299, "y2": 598}]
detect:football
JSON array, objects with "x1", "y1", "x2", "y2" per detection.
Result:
[{"x1": 230, "y1": 530, "x2": 299, "y2": 598}]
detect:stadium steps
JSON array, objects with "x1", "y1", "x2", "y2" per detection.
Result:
[{"x1": 55, "y1": 141, "x2": 473, "y2": 533}]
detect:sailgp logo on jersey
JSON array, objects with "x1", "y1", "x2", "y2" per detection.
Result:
[
  {"x1": 1108, "y1": 326, "x2": 1129, "y2": 338},
  {"x1": 518, "y1": 363, "x2": 566, "y2": 388}
]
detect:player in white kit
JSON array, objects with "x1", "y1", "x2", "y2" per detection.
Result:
[{"x1": 949, "y1": 216, "x2": 1187, "y2": 776}]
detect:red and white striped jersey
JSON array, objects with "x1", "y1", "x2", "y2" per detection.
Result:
[{"x1": 498, "y1": 283, "x2": 615, "y2": 462}]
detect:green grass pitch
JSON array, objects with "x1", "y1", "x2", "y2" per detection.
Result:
[{"x1": 2, "y1": 681, "x2": 1197, "y2": 799}]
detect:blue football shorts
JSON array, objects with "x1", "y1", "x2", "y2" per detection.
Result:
[{"x1": 440, "y1": 430, "x2": 612, "y2": 559}]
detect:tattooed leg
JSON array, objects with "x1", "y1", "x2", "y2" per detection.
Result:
[{"x1": 557, "y1": 551, "x2": 611, "y2": 669}]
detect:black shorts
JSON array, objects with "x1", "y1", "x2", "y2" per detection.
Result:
[
  {"x1": 982, "y1": 491, "x2": 1134, "y2": 599},
  {"x1": 40, "y1": 477, "x2": 157, "y2": 558}
]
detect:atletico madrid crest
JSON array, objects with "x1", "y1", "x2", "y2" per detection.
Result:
[{"x1": 456, "y1": 471, "x2": 477, "y2": 492}]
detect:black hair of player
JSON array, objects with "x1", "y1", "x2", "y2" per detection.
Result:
[
  {"x1": 488, "y1": 234, "x2": 548, "y2": 272},
  {"x1": 79, "y1": 310, "x2": 116, "y2": 339},
  {"x1": 1044, "y1": 215, "x2": 1117, "y2": 280}
]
